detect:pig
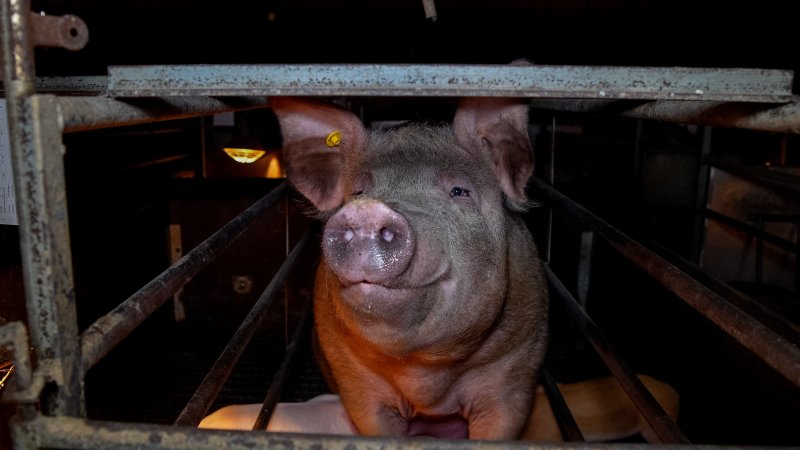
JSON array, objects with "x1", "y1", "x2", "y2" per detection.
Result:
[
  {"x1": 269, "y1": 95, "x2": 549, "y2": 440},
  {"x1": 199, "y1": 375, "x2": 680, "y2": 444}
]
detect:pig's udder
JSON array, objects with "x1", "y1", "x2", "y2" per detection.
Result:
[{"x1": 407, "y1": 413, "x2": 468, "y2": 439}]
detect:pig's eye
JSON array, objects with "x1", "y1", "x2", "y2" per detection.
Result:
[{"x1": 449, "y1": 187, "x2": 471, "y2": 198}]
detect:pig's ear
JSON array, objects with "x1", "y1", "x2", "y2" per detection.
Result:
[
  {"x1": 270, "y1": 97, "x2": 367, "y2": 212},
  {"x1": 453, "y1": 97, "x2": 533, "y2": 205}
]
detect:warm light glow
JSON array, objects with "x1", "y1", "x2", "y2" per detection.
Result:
[
  {"x1": 223, "y1": 147, "x2": 267, "y2": 164},
  {"x1": 265, "y1": 153, "x2": 285, "y2": 178}
]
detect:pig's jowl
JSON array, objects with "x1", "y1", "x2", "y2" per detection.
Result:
[{"x1": 271, "y1": 96, "x2": 549, "y2": 440}]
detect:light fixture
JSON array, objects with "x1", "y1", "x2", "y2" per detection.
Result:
[{"x1": 223, "y1": 134, "x2": 266, "y2": 164}]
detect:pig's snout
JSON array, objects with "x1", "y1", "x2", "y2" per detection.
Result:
[{"x1": 323, "y1": 201, "x2": 415, "y2": 285}]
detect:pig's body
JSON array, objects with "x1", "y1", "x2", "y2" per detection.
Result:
[{"x1": 271, "y1": 96, "x2": 549, "y2": 440}]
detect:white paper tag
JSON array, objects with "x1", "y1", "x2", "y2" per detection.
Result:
[{"x1": 0, "y1": 99, "x2": 18, "y2": 225}]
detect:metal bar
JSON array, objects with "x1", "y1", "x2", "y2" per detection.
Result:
[
  {"x1": 5, "y1": 94, "x2": 83, "y2": 416},
  {"x1": 4, "y1": 0, "x2": 85, "y2": 418},
  {"x1": 545, "y1": 265, "x2": 689, "y2": 444},
  {"x1": 106, "y1": 64, "x2": 793, "y2": 101},
  {"x1": 706, "y1": 156, "x2": 800, "y2": 196},
  {"x1": 253, "y1": 296, "x2": 313, "y2": 430},
  {"x1": 528, "y1": 99, "x2": 800, "y2": 135},
  {"x1": 80, "y1": 182, "x2": 289, "y2": 372},
  {"x1": 9, "y1": 415, "x2": 691, "y2": 450},
  {"x1": 690, "y1": 126, "x2": 713, "y2": 265},
  {"x1": 57, "y1": 96, "x2": 272, "y2": 132},
  {"x1": 704, "y1": 209, "x2": 800, "y2": 256},
  {"x1": 174, "y1": 228, "x2": 313, "y2": 426},
  {"x1": 532, "y1": 177, "x2": 800, "y2": 387},
  {"x1": 539, "y1": 367, "x2": 584, "y2": 442}
]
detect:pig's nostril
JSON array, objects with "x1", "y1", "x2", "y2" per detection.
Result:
[
  {"x1": 343, "y1": 228, "x2": 355, "y2": 242},
  {"x1": 380, "y1": 227, "x2": 395, "y2": 243}
]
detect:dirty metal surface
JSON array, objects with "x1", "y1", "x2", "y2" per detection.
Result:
[
  {"x1": 106, "y1": 64, "x2": 794, "y2": 102},
  {"x1": 13, "y1": 413, "x2": 758, "y2": 450}
]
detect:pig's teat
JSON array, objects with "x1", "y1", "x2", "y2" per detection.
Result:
[{"x1": 323, "y1": 200, "x2": 415, "y2": 286}]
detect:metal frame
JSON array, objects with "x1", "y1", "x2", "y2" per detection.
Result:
[{"x1": 3, "y1": 0, "x2": 799, "y2": 448}]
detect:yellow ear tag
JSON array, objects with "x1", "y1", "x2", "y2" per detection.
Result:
[{"x1": 326, "y1": 131, "x2": 342, "y2": 147}]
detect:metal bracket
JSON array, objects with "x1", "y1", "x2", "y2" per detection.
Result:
[{"x1": 0, "y1": 321, "x2": 44, "y2": 404}]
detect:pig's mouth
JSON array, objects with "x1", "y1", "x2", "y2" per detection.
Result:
[{"x1": 407, "y1": 413, "x2": 469, "y2": 439}]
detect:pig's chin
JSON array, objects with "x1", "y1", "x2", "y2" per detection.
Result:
[{"x1": 337, "y1": 277, "x2": 446, "y2": 331}]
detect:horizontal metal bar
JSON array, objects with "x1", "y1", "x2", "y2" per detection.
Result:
[
  {"x1": 707, "y1": 157, "x2": 800, "y2": 196},
  {"x1": 545, "y1": 266, "x2": 689, "y2": 444},
  {"x1": 18, "y1": 414, "x2": 766, "y2": 450},
  {"x1": 57, "y1": 96, "x2": 272, "y2": 132},
  {"x1": 704, "y1": 209, "x2": 800, "y2": 255},
  {"x1": 80, "y1": 182, "x2": 289, "y2": 373},
  {"x1": 532, "y1": 178, "x2": 800, "y2": 387},
  {"x1": 106, "y1": 64, "x2": 793, "y2": 102},
  {"x1": 528, "y1": 99, "x2": 800, "y2": 135},
  {"x1": 174, "y1": 228, "x2": 313, "y2": 426}
]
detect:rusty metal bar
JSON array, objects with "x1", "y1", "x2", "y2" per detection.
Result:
[
  {"x1": 704, "y1": 208, "x2": 800, "y2": 256},
  {"x1": 539, "y1": 367, "x2": 584, "y2": 442},
  {"x1": 532, "y1": 177, "x2": 800, "y2": 387},
  {"x1": 57, "y1": 96, "x2": 272, "y2": 132},
  {"x1": 706, "y1": 157, "x2": 800, "y2": 197},
  {"x1": 11, "y1": 414, "x2": 687, "y2": 450},
  {"x1": 528, "y1": 99, "x2": 800, "y2": 135},
  {"x1": 3, "y1": 0, "x2": 84, "y2": 417},
  {"x1": 106, "y1": 64, "x2": 793, "y2": 102},
  {"x1": 174, "y1": 228, "x2": 313, "y2": 427},
  {"x1": 80, "y1": 182, "x2": 290, "y2": 373},
  {"x1": 545, "y1": 265, "x2": 689, "y2": 444},
  {"x1": 253, "y1": 296, "x2": 313, "y2": 430}
]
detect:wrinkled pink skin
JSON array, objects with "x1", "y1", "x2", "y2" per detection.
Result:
[{"x1": 271, "y1": 96, "x2": 549, "y2": 440}]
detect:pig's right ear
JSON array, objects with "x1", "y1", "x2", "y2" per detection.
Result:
[{"x1": 270, "y1": 97, "x2": 367, "y2": 212}]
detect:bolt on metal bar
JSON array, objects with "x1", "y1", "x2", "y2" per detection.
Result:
[
  {"x1": 57, "y1": 95, "x2": 272, "y2": 132},
  {"x1": 253, "y1": 295, "x2": 313, "y2": 430},
  {"x1": 106, "y1": 64, "x2": 793, "y2": 102},
  {"x1": 528, "y1": 99, "x2": 800, "y2": 135},
  {"x1": 80, "y1": 182, "x2": 290, "y2": 373},
  {"x1": 174, "y1": 228, "x2": 313, "y2": 427},
  {"x1": 544, "y1": 265, "x2": 690, "y2": 444},
  {"x1": 532, "y1": 177, "x2": 800, "y2": 387}
]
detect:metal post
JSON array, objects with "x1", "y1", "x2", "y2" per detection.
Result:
[{"x1": 2, "y1": 0, "x2": 83, "y2": 417}]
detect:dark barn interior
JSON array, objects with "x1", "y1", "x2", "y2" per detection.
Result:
[{"x1": 1, "y1": 0, "x2": 799, "y2": 449}]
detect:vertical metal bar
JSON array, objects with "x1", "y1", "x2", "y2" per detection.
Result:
[
  {"x1": 545, "y1": 265, "x2": 690, "y2": 444},
  {"x1": 754, "y1": 215, "x2": 764, "y2": 284},
  {"x1": 173, "y1": 228, "x2": 313, "y2": 426},
  {"x1": 546, "y1": 116, "x2": 556, "y2": 263},
  {"x1": 576, "y1": 231, "x2": 594, "y2": 306},
  {"x1": 690, "y1": 126, "x2": 712, "y2": 265},
  {"x1": 2, "y1": 0, "x2": 85, "y2": 414}
]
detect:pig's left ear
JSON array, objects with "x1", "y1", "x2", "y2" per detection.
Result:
[
  {"x1": 270, "y1": 97, "x2": 367, "y2": 212},
  {"x1": 453, "y1": 97, "x2": 533, "y2": 205}
]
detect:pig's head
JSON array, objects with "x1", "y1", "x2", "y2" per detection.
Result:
[{"x1": 271, "y1": 97, "x2": 535, "y2": 358}]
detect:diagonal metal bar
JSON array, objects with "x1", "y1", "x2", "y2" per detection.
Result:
[
  {"x1": 173, "y1": 228, "x2": 313, "y2": 426},
  {"x1": 80, "y1": 182, "x2": 289, "y2": 372},
  {"x1": 545, "y1": 265, "x2": 690, "y2": 444}
]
